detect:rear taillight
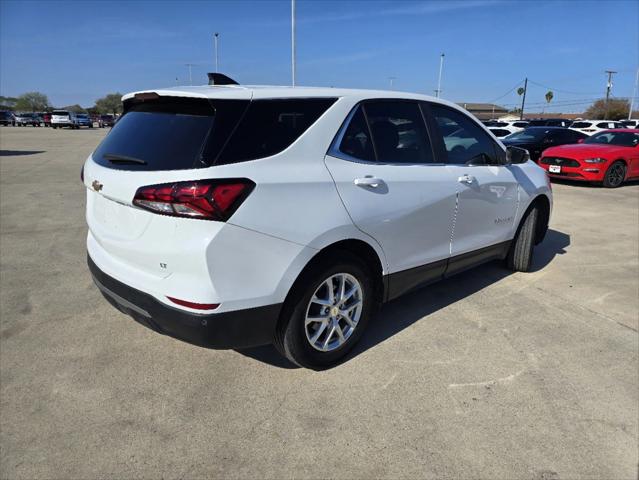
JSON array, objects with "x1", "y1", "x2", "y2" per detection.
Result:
[{"x1": 133, "y1": 178, "x2": 254, "y2": 221}]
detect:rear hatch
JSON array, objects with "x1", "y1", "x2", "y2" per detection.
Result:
[
  {"x1": 52, "y1": 111, "x2": 70, "y2": 123},
  {"x1": 85, "y1": 90, "x2": 337, "y2": 302},
  {"x1": 85, "y1": 93, "x2": 253, "y2": 282}
]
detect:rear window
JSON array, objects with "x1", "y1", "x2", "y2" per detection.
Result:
[
  {"x1": 52, "y1": 111, "x2": 69, "y2": 116},
  {"x1": 489, "y1": 128, "x2": 511, "y2": 137},
  {"x1": 93, "y1": 97, "x2": 336, "y2": 170}
]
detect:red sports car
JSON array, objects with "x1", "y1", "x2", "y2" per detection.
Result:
[{"x1": 539, "y1": 129, "x2": 639, "y2": 187}]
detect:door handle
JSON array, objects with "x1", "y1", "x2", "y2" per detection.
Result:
[
  {"x1": 458, "y1": 174, "x2": 476, "y2": 185},
  {"x1": 354, "y1": 177, "x2": 383, "y2": 188}
]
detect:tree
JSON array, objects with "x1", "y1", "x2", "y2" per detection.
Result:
[
  {"x1": 0, "y1": 96, "x2": 18, "y2": 110},
  {"x1": 14, "y1": 92, "x2": 51, "y2": 112},
  {"x1": 543, "y1": 91, "x2": 553, "y2": 113},
  {"x1": 63, "y1": 104, "x2": 87, "y2": 113},
  {"x1": 585, "y1": 98, "x2": 631, "y2": 120},
  {"x1": 95, "y1": 93, "x2": 123, "y2": 115}
]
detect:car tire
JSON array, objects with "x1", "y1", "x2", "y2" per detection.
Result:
[
  {"x1": 274, "y1": 251, "x2": 375, "y2": 369},
  {"x1": 602, "y1": 161, "x2": 626, "y2": 188},
  {"x1": 506, "y1": 206, "x2": 538, "y2": 272}
]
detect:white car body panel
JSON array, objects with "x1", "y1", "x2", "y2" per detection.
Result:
[
  {"x1": 85, "y1": 84, "x2": 552, "y2": 321},
  {"x1": 570, "y1": 120, "x2": 626, "y2": 136}
]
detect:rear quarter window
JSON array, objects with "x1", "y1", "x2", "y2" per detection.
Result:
[{"x1": 216, "y1": 98, "x2": 336, "y2": 165}]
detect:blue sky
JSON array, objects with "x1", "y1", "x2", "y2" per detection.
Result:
[{"x1": 1, "y1": 0, "x2": 637, "y2": 112}]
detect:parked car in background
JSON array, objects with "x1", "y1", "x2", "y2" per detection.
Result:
[
  {"x1": 14, "y1": 113, "x2": 42, "y2": 126},
  {"x1": 51, "y1": 110, "x2": 79, "y2": 129},
  {"x1": 502, "y1": 126, "x2": 588, "y2": 161},
  {"x1": 76, "y1": 113, "x2": 93, "y2": 128},
  {"x1": 489, "y1": 127, "x2": 514, "y2": 138},
  {"x1": 539, "y1": 129, "x2": 639, "y2": 187},
  {"x1": 98, "y1": 114, "x2": 115, "y2": 127},
  {"x1": 39, "y1": 112, "x2": 51, "y2": 127},
  {"x1": 619, "y1": 119, "x2": 638, "y2": 129},
  {"x1": 570, "y1": 120, "x2": 627, "y2": 135},
  {"x1": 527, "y1": 118, "x2": 573, "y2": 128},
  {"x1": 0, "y1": 111, "x2": 16, "y2": 126},
  {"x1": 484, "y1": 120, "x2": 529, "y2": 132},
  {"x1": 84, "y1": 84, "x2": 552, "y2": 368}
]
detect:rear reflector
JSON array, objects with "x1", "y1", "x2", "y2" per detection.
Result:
[
  {"x1": 133, "y1": 178, "x2": 255, "y2": 221},
  {"x1": 167, "y1": 296, "x2": 219, "y2": 310}
]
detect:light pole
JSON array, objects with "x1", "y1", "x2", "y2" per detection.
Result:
[
  {"x1": 291, "y1": 0, "x2": 296, "y2": 86},
  {"x1": 185, "y1": 63, "x2": 194, "y2": 85},
  {"x1": 435, "y1": 53, "x2": 444, "y2": 98},
  {"x1": 389, "y1": 77, "x2": 396, "y2": 89},
  {"x1": 628, "y1": 68, "x2": 638, "y2": 120},
  {"x1": 214, "y1": 33, "x2": 219, "y2": 73},
  {"x1": 604, "y1": 70, "x2": 617, "y2": 120}
]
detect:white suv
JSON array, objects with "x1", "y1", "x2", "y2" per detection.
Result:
[
  {"x1": 84, "y1": 84, "x2": 552, "y2": 368},
  {"x1": 570, "y1": 120, "x2": 626, "y2": 135},
  {"x1": 51, "y1": 110, "x2": 79, "y2": 129}
]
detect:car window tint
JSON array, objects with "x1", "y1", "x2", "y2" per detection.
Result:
[
  {"x1": 363, "y1": 101, "x2": 434, "y2": 164},
  {"x1": 490, "y1": 128, "x2": 511, "y2": 137},
  {"x1": 217, "y1": 98, "x2": 337, "y2": 165},
  {"x1": 338, "y1": 106, "x2": 375, "y2": 161},
  {"x1": 429, "y1": 104, "x2": 497, "y2": 165}
]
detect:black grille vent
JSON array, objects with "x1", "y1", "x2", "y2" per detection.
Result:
[{"x1": 541, "y1": 157, "x2": 580, "y2": 167}]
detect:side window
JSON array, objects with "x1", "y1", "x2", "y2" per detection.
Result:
[
  {"x1": 364, "y1": 101, "x2": 435, "y2": 164},
  {"x1": 429, "y1": 104, "x2": 499, "y2": 165},
  {"x1": 338, "y1": 106, "x2": 375, "y2": 162},
  {"x1": 217, "y1": 98, "x2": 336, "y2": 164}
]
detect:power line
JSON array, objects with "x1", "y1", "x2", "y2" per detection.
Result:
[
  {"x1": 488, "y1": 78, "x2": 525, "y2": 103},
  {"x1": 526, "y1": 79, "x2": 600, "y2": 96}
]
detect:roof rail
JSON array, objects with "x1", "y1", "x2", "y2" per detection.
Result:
[{"x1": 207, "y1": 73, "x2": 239, "y2": 86}]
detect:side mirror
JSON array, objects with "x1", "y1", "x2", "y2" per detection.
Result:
[
  {"x1": 506, "y1": 146, "x2": 530, "y2": 165},
  {"x1": 577, "y1": 138, "x2": 584, "y2": 143}
]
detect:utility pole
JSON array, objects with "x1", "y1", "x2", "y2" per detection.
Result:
[
  {"x1": 214, "y1": 33, "x2": 219, "y2": 73},
  {"x1": 185, "y1": 63, "x2": 195, "y2": 85},
  {"x1": 291, "y1": 0, "x2": 296, "y2": 86},
  {"x1": 519, "y1": 77, "x2": 528, "y2": 121},
  {"x1": 435, "y1": 53, "x2": 444, "y2": 98},
  {"x1": 388, "y1": 77, "x2": 396, "y2": 89},
  {"x1": 604, "y1": 70, "x2": 617, "y2": 120},
  {"x1": 629, "y1": 67, "x2": 638, "y2": 120}
]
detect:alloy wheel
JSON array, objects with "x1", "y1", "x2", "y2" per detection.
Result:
[
  {"x1": 607, "y1": 163, "x2": 625, "y2": 187},
  {"x1": 304, "y1": 273, "x2": 363, "y2": 352}
]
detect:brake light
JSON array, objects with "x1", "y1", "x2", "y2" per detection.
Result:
[{"x1": 133, "y1": 179, "x2": 254, "y2": 221}]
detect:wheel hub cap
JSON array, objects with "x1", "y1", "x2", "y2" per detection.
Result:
[{"x1": 304, "y1": 273, "x2": 363, "y2": 352}]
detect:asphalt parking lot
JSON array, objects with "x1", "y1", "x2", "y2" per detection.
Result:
[{"x1": 1, "y1": 126, "x2": 637, "y2": 479}]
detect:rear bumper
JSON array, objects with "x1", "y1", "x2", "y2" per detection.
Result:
[{"x1": 88, "y1": 255, "x2": 281, "y2": 349}]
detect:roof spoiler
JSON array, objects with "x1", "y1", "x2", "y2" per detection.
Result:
[{"x1": 207, "y1": 73, "x2": 239, "y2": 86}]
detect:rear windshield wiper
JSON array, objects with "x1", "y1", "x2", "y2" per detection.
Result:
[{"x1": 103, "y1": 153, "x2": 147, "y2": 165}]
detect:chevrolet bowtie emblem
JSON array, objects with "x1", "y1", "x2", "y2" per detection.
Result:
[{"x1": 92, "y1": 180, "x2": 103, "y2": 192}]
